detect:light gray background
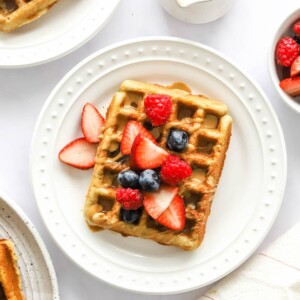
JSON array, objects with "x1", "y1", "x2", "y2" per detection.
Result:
[{"x1": 0, "y1": 0, "x2": 299, "y2": 299}]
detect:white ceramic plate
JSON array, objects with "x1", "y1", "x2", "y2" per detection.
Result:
[
  {"x1": 0, "y1": 192, "x2": 59, "y2": 299},
  {"x1": 0, "y1": 0, "x2": 120, "y2": 68},
  {"x1": 30, "y1": 38, "x2": 287, "y2": 294}
]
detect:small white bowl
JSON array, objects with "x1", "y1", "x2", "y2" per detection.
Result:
[{"x1": 269, "y1": 8, "x2": 300, "y2": 114}]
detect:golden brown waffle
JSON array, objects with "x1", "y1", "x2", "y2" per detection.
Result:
[
  {"x1": 0, "y1": 0, "x2": 59, "y2": 32},
  {"x1": 0, "y1": 239, "x2": 24, "y2": 300},
  {"x1": 84, "y1": 80, "x2": 232, "y2": 251}
]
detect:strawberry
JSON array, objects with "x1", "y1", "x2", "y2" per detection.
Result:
[
  {"x1": 121, "y1": 120, "x2": 156, "y2": 155},
  {"x1": 293, "y1": 20, "x2": 300, "y2": 36},
  {"x1": 156, "y1": 195, "x2": 186, "y2": 231},
  {"x1": 58, "y1": 138, "x2": 97, "y2": 169},
  {"x1": 143, "y1": 185, "x2": 179, "y2": 219},
  {"x1": 279, "y1": 77, "x2": 300, "y2": 97},
  {"x1": 291, "y1": 56, "x2": 300, "y2": 77},
  {"x1": 81, "y1": 103, "x2": 105, "y2": 143},
  {"x1": 131, "y1": 134, "x2": 169, "y2": 169}
]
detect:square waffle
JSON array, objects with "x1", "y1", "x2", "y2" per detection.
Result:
[
  {"x1": 0, "y1": 239, "x2": 23, "y2": 300},
  {"x1": 0, "y1": 0, "x2": 59, "y2": 32},
  {"x1": 84, "y1": 80, "x2": 232, "y2": 251}
]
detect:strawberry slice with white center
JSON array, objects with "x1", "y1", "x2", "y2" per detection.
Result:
[
  {"x1": 291, "y1": 56, "x2": 300, "y2": 77},
  {"x1": 279, "y1": 77, "x2": 300, "y2": 97},
  {"x1": 58, "y1": 138, "x2": 97, "y2": 169},
  {"x1": 144, "y1": 185, "x2": 179, "y2": 219},
  {"x1": 121, "y1": 120, "x2": 156, "y2": 155},
  {"x1": 81, "y1": 103, "x2": 105, "y2": 143},
  {"x1": 156, "y1": 195, "x2": 186, "y2": 231},
  {"x1": 131, "y1": 134, "x2": 169, "y2": 169}
]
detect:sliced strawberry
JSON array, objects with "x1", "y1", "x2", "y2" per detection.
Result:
[
  {"x1": 144, "y1": 185, "x2": 179, "y2": 219},
  {"x1": 156, "y1": 195, "x2": 186, "y2": 231},
  {"x1": 58, "y1": 138, "x2": 97, "y2": 169},
  {"x1": 291, "y1": 56, "x2": 300, "y2": 77},
  {"x1": 279, "y1": 77, "x2": 300, "y2": 97},
  {"x1": 131, "y1": 134, "x2": 169, "y2": 169},
  {"x1": 81, "y1": 103, "x2": 105, "y2": 143},
  {"x1": 121, "y1": 120, "x2": 156, "y2": 155}
]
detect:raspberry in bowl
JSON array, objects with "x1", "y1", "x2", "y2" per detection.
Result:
[{"x1": 269, "y1": 8, "x2": 300, "y2": 113}]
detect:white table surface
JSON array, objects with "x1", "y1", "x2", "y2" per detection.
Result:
[{"x1": 0, "y1": 0, "x2": 299, "y2": 299}]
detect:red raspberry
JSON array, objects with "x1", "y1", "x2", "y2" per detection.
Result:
[
  {"x1": 160, "y1": 155, "x2": 192, "y2": 185},
  {"x1": 275, "y1": 37, "x2": 300, "y2": 67},
  {"x1": 144, "y1": 94, "x2": 172, "y2": 126},
  {"x1": 293, "y1": 20, "x2": 300, "y2": 36},
  {"x1": 116, "y1": 188, "x2": 143, "y2": 210}
]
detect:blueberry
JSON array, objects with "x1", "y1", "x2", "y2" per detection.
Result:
[
  {"x1": 117, "y1": 170, "x2": 139, "y2": 189},
  {"x1": 120, "y1": 208, "x2": 143, "y2": 224},
  {"x1": 167, "y1": 129, "x2": 188, "y2": 152},
  {"x1": 139, "y1": 169, "x2": 160, "y2": 191},
  {"x1": 293, "y1": 35, "x2": 300, "y2": 44}
]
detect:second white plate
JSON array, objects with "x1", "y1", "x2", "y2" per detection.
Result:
[
  {"x1": 31, "y1": 37, "x2": 286, "y2": 294},
  {"x1": 0, "y1": 0, "x2": 120, "y2": 68},
  {"x1": 0, "y1": 192, "x2": 58, "y2": 299}
]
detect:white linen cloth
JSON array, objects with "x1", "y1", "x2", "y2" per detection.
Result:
[{"x1": 199, "y1": 223, "x2": 300, "y2": 300}]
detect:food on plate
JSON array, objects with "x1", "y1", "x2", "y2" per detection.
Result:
[
  {"x1": 0, "y1": 239, "x2": 24, "y2": 300},
  {"x1": 58, "y1": 103, "x2": 104, "y2": 169},
  {"x1": 81, "y1": 80, "x2": 232, "y2": 250},
  {"x1": 275, "y1": 20, "x2": 300, "y2": 97},
  {"x1": 58, "y1": 138, "x2": 98, "y2": 170},
  {"x1": 0, "y1": 0, "x2": 59, "y2": 32},
  {"x1": 81, "y1": 103, "x2": 105, "y2": 143}
]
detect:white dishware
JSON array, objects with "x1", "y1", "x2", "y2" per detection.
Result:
[
  {"x1": 0, "y1": 0, "x2": 120, "y2": 68},
  {"x1": 0, "y1": 192, "x2": 59, "y2": 299},
  {"x1": 269, "y1": 8, "x2": 300, "y2": 114},
  {"x1": 31, "y1": 37, "x2": 286, "y2": 294},
  {"x1": 161, "y1": 0, "x2": 236, "y2": 24}
]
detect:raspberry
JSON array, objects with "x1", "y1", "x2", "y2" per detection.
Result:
[
  {"x1": 116, "y1": 188, "x2": 143, "y2": 210},
  {"x1": 160, "y1": 155, "x2": 192, "y2": 185},
  {"x1": 144, "y1": 94, "x2": 172, "y2": 126},
  {"x1": 293, "y1": 20, "x2": 300, "y2": 36},
  {"x1": 275, "y1": 37, "x2": 300, "y2": 67}
]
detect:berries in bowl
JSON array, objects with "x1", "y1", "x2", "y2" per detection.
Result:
[{"x1": 270, "y1": 8, "x2": 300, "y2": 113}]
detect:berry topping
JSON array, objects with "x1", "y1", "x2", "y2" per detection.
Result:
[
  {"x1": 116, "y1": 188, "x2": 143, "y2": 210},
  {"x1": 160, "y1": 155, "x2": 192, "y2": 185},
  {"x1": 291, "y1": 56, "x2": 300, "y2": 77},
  {"x1": 279, "y1": 77, "x2": 300, "y2": 97},
  {"x1": 143, "y1": 185, "x2": 179, "y2": 219},
  {"x1": 120, "y1": 207, "x2": 143, "y2": 224},
  {"x1": 293, "y1": 20, "x2": 300, "y2": 36},
  {"x1": 131, "y1": 134, "x2": 169, "y2": 169},
  {"x1": 156, "y1": 195, "x2": 185, "y2": 231},
  {"x1": 58, "y1": 138, "x2": 97, "y2": 169},
  {"x1": 81, "y1": 103, "x2": 105, "y2": 143},
  {"x1": 139, "y1": 169, "x2": 160, "y2": 191},
  {"x1": 293, "y1": 35, "x2": 300, "y2": 44},
  {"x1": 275, "y1": 37, "x2": 300, "y2": 67},
  {"x1": 167, "y1": 129, "x2": 189, "y2": 152},
  {"x1": 121, "y1": 120, "x2": 156, "y2": 155},
  {"x1": 117, "y1": 170, "x2": 140, "y2": 189},
  {"x1": 144, "y1": 94, "x2": 172, "y2": 126}
]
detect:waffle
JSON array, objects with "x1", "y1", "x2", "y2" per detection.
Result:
[
  {"x1": 0, "y1": 0, "x2": 59, "y2": 32},
  {"x1": 84, "y1": 80, "x2": 232, "y2": 251},
  {"x1": 0, "y1": 239, "x2": 23, "y2": 300}
]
